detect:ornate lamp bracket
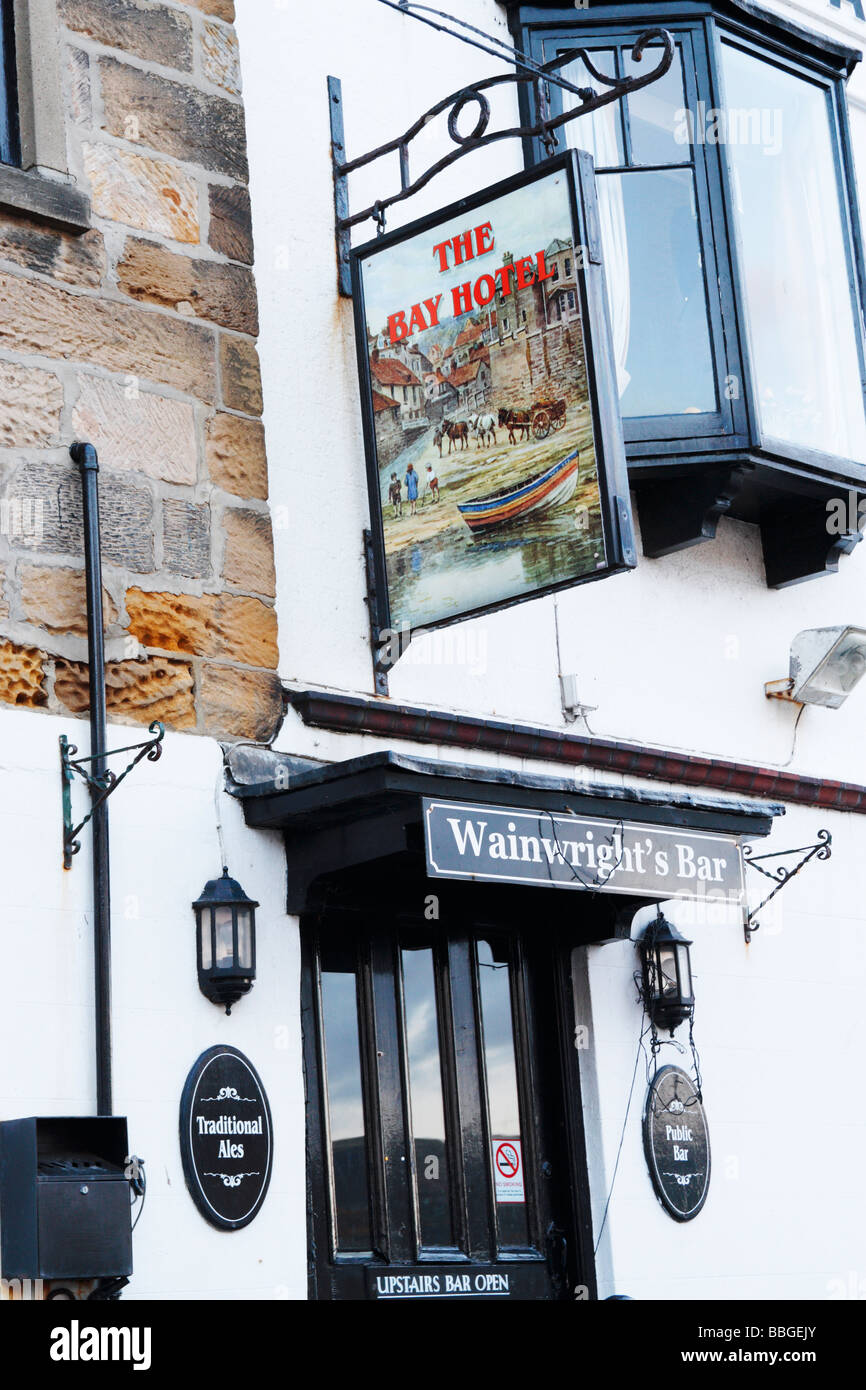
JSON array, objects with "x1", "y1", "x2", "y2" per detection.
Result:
[
  {"x1": 60, "y1": 722, "x2": 165, "y2": 869},
  {"x1": 742, "y1": 829, "x2": 832, "y2": 942},
  {"x1": 329, "y1": 25, "x2": 674, "y2": 295}
]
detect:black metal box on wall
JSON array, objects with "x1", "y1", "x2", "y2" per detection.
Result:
[{"x1": 0, "y1": 1117, "x2": 133, "y2": 1279}]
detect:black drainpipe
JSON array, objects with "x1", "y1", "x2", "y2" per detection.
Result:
[{"x1": 70, "y1": 442, "x2": 112, "y2": 1117}]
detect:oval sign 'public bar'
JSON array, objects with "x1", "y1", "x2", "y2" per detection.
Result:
[
  {"x1": 643, "y1": 1065, "x2": 711, "y2": 1222},
  {"x1": 179, "y1": 1046, "x2": 273, "y2": 1231}
]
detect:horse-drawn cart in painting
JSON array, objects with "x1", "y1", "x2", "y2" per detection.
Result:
[{"x1": 531, "y1": 398, "x2": 567, "y2": 440}]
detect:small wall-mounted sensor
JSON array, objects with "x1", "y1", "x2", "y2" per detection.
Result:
[{"x1": 559, "y1": 673, "x2": 597, "y2": 725}]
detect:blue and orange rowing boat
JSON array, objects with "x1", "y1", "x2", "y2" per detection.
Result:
[{"x1": 457, "y1": 450, "x2": 580, "y2": 534}]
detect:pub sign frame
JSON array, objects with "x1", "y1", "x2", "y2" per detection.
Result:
[{"x1": 351, "y1": 149, "x2": 636, "y2": 646}]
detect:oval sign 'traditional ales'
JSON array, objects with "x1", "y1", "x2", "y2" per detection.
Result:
[
  {"x1": 179, "y1": 1045, "x2": 273, "y2": 1231},
  {"x1": 642, "y1": 1064, "x2": 710, "y2": 1222}
]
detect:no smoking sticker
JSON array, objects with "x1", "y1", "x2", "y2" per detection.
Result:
[{"x1": 492, "y1": 1139, "x2": 525, "y2": 1204}]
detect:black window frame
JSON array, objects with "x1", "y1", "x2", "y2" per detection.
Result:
[
  {"x1": 508, "y1": 0, "x2": 866, "y2": 586},
  {"x1": 0, "y1": 0, "x2": 19, "y2": 167}
]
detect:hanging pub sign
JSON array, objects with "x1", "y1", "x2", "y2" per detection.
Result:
[
  {"x1": 179, "y1": 1045, "x2": 273, "y2": 1231},
  {"x1": 643, "y1": 1065, "x2": 711, "y2": 1221},
  {"x1": 424, "y1": 800, "x2": 746, "y2": 903},
  {"x1": 351, "y1": 150, "x2": 635, "y2": 641}
]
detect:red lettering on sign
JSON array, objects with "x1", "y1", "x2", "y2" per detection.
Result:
[
  {"x1": 423, "y1": 294, "x2": 443, "y2": 328},
  {"x1": 432, "y1": 240, "x2": 451, "y2": 273},
  {"x1": 452, "y1": 230, "x2": 474, "y2": 267},
  {"x1": 387, "y1": 310, "x2": 409, "y2": 344},
  {"x1": 535, "y1": 249, "x2": 555, "y2": 282},
  {"x1": 473, "y1": 274, "x2": 497, "y2": 308},
  {"x1": 475, "y1": 221, "x2": 495, "y2": 256},
  {"x1": 408, "y1": 302, "x2": 429, "y2": 335},
  {"x1": 452, "y1": 281, "x2": 473, "y2": 316},
  {"x1": 496, "y1": 263, "x2": 515, "y2": 297},
  {"x1": 514, "y1": 255, "x2": 535, "y2": 290}
]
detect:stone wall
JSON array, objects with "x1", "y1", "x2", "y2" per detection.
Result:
[
  {"x1": 0, "y1": 0, "x2": 282, "y2": 741},
  {"x1": 489, "y1": 321, "x2": 589, "y2": 410}
]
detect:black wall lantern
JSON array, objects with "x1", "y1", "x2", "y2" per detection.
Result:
[
  {"x1": 193, "y1": 868, "x2": 258, "y2": 1015},
  {"x1": 639, "y1": 911, "x2": 694, "y2": 1034}
]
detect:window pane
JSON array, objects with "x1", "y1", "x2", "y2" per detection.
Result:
[
  {"x1": 320, "y1": 949, "x2": 371, "y2": 1252},
  {"x1": 560, "y1": 48, "x2": 624, "y2": 167},
  {"x1": 623, "y1": 44, "x2": 690, "y2": 166},
  {"x1": 401, "y1": 946, "x2": 454, "y2": 1248},
  {"x1": 477, "y1": 939, "x2": 529, "y2": 1247},
  {"x1": 598, "y1": 168, "x2": 718, "y2": 415},
  {"x1": 721, "y1": 43, "x2": 866, "y2": 462}
]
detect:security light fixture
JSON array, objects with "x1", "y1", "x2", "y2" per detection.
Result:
[
  {"x1": 193, "y1": 868, "x2": 258, "y2": 1015},
  {"x1": 765, "y1": 626, "x2": 866, "y2": 709},
  {"x1": 639, "y1": 912, "x2": 694, "y2": 1034}
]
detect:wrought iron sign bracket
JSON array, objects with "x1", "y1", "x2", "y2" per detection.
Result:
[
  {"x1": 742, "y1": 829, "x2": 831, "y2": 942},
  {"x1": 60, "y1": 722, "x2": 165, "y2": 869},
  {"x1": 329, "y1": 27, "x2": 674, "y2": 296}
]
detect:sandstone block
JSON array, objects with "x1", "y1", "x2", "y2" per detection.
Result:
[
  {"x1": 83, "y1": 142, "x2": 199, "y2": 244},
  {"x1": 162, "y1": 499, "x2": 211, "y2": 578},
  {"x1": 0, "y1": 271, "x2": 216, "y2": 401},
  {"x1": 208, "y1": 183, "x2": 253, "y2": 264},
  {"x1": 0, "y1": 215, "x2": 105, "y2": 287},
  {"x1": 100, "y1": 58, "x2": 248, "y2": 180},
  {"x1": 205, "y1": 412, "x2": 267, "y2": 499},
  {"x1": 200, "y1": 662, "x2": 283, "y2": 741},
  {"x1": 201, "y1": 18, "x2": 241, "y2": 95},
  {"x1": 59, "y1": 0, "x2": 194, "y2": 71},
  {"x1": 117, "y1": 238, "x2": 258, "y2": 335},
  {"x1": 219, "y1": 335, "x2": 262, "y2": 415},
  {"x1": 188, "y1": 0, "x2": 235, "y2": 22},
  {"x1": 0, "y1": 362, "x2": 63, "y2": 448},
  {"x1": 221, "y1": 507, "x2": 275, "y2": 596},
  {"x1": 126, "y1": 587, "x2": 277, "y2": 667},
  {"x1": 20, "y1": 566, "x2": 118, "y2": 635},
  {"x1": 66, "y1": 48, "x2": 93, "y2": 125},
  {"x1": 73, "y1": 375, "x2": 197, "y2": 485},
  {"x1": 0, "y1": 641, "x2": 47, "y2": 707},
  {"x1": 0, "y1": 566, "x2": 8, "y2": 620},
  {"x1": 55, "y1": 654, "x2": 196, "y2": 729},
  {"x1": 8, "y1": 461, "x2": 155, "y2": 571}
]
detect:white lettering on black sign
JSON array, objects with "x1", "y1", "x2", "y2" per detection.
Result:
[
  {"x1": 424, "y1": 799, "x2": 744, "y2": 903},
  {"x1": 179, "y1": 1046, "x2": 273, "y2": 1230},
  {"x1": 643, "y1": 1065, "x2": 711, "y2": 1220}
]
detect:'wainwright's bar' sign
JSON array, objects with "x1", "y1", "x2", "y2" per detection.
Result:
[
  {"x1": 351, "y1": 151, "x2": 635, "y2": 640},
  {"x1": 423, "y1": 800, "x2": 745, "y2": 902}
]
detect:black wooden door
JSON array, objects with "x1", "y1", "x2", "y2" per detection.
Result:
[{"x1": 302, "y1": 909, "x2": 592, "y2": 1302}]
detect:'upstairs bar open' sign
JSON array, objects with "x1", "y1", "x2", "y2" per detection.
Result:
[{"x1": 423, "y1": 800, "x2": 745, "y2": 903}]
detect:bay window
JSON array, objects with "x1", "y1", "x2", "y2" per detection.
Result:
[{"x1": 507, "y1": 0, "x2": 866, "y2": 586}]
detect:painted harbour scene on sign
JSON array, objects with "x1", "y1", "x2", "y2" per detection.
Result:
[{"x1": 356, "y1": 167, "x2": 607, "y2": 632}]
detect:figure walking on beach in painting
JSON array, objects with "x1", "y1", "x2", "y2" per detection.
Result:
[
  {"x1": 388, "y1": 472, "x2": 403, "y2": 519},
  {"x1": 405, "y1": 462, "x2": 419, "y2": 516},
  {"x1": 422, "y1": 463, "x2": 440, "y2": 505}
]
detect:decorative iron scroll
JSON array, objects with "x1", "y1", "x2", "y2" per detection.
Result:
[
  {"x1": 742, "y1": 829, "x2": 831, "y2": 941},
  {"x1": 329, "y1": 26, "x2": 674, "y2": 294},
  {"x1": 60, "y1": 721, "x2": 165, "y2": 869}
]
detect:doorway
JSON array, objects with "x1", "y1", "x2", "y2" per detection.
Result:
[{"x1": 301, "y1": 906, "x2": 595, "y2": 1301}]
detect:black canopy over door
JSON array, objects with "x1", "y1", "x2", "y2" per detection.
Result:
[{"x1": 302, "y1": 907, "x2": 595, "y2": 1302}]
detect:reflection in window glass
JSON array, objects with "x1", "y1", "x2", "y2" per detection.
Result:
[
  {"x1": 721, "y1": 44, "x2": 866, "y2": 462},
  {"x1": 477, "y1": 939, "x2": 529, "y2": 1247},
  {"x1": 623, "y1": 45, "x2": 689, "y2": 166},
  {"x1": 402, "y1": 946, "x2": 454, "y2": 1248},
  {"x1": 597, "y1": 169, "x2": 717, "y2": 415},
  {"x1": 560, "y1": 48, "x2": 623, "y2": 168},
  {"x1": 320, "y1": 947, "x2": 371, "y2": 1252}
]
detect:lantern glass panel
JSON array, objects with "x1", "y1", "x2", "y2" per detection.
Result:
[
  {"x1": 214, "y1": 906, "x2": 234, "y2": 968},
  {"x1": 658, "y1": 944, "x2": 679, "y2": 997},
  {"x1": 677, "y1": 944, "x2": 692, "y2": 999},
  {"x1": 237, "y1": 908, "x2": 253, "y2": 971},
  {"x1": 199, "y1": 910, "x2": 212, "y2": 970}
]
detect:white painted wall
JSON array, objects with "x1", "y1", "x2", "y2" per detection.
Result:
[
  {"x1": 0, "y1": 706, "x2": 306, "y2": 1300},
  {"x1": 236, "y1": 0, "x2": 866, "y2": 1302}
]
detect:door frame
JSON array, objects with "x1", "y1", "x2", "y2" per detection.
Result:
[{"x1": 300, "y1": 907, "x2": 598, "y2": 1302}]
